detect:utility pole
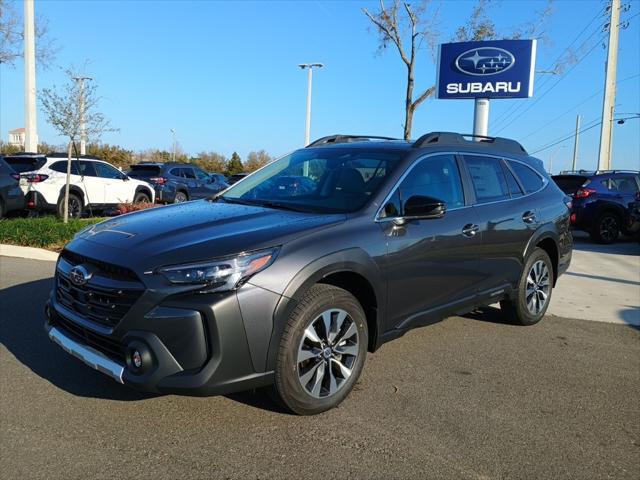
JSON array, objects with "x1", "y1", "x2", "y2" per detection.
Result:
[
  {"x1": 572, "y1": 115, "x2": 581, "y2": 171},
  {"x1": 597, "y1": 0, "x2": 621, "y2": 170},
  {"x1": 473, "y1": 98, "x2": 490, "y2": 137},
  {"x1": 23, "y1": 0, "x2": 38, "y2": 152},
  {"x1": 299, "y1": 63, "x2": 323, "y2": 146},
  {"x1": 73, "y1": 76, "x2": 92, "y2": 155}
]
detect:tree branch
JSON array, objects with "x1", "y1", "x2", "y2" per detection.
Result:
[{"x1": 411, "y1": 86, "x2": 436, "y2": 110}]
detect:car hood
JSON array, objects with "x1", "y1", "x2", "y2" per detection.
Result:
[{"x1": 69, "y1": 200, "x2": 345, "y2": 269}]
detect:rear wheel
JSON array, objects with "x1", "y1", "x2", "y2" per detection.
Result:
[
  {"x1": 272, "y1": 284, "x2": 368, "y2": 415},
  {"x1": 501, "y1": 247, "x2": 553, "y2": 326},
  {"x1": 133, "y1": 191, "x2": 150, "y2": 204},
  {"x1": 57, "y1": 193, "x2": 83, "y2": 219},
  {"x1": 174, "y1": 191, "x2": 188, "y2": 203},
  {"x1": 590, "y1": 212, "x2": 620, "y2": 244}
]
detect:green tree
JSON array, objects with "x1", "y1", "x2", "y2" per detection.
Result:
[
  {"x1": 193, "y1": 151, "x2": 228, "y2": 173},
  {"x1": 226, "y1": 152, "x2": 244, "y2": 176},
  {"x1": 245, "y1": 150, "x2": 272, "y2": 172},
  {"x1": 85, "y1": 143, "x2": 134, "y2": 169}
]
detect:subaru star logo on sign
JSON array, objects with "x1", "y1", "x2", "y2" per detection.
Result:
[{"x1": 437, "y1": 39, "x2": 536, "y2": 99}]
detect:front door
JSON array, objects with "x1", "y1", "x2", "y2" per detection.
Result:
[
  {"x1": 381, "y1": 153, "x2": 483, "y2": 330},
  {"x1": 93, "y1": 161, "x2": 133, "y2": 204}
]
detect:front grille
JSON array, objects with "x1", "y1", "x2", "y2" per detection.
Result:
[
  {"x1": 56, "y1": 251, "x2": 144, "y2": 328},
  {"x1": 60, "y1": 249, "x2": 139, "y2": 282},
  {"x1": 53, "y1": 313, "x2": 126, "y2": 363}
]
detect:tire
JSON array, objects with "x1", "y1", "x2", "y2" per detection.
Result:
[
  {"x1": 57, "y1": 193, "x2": 83, "y2": 219},
  {"x1": 590, "y1": 212, "x2": 620, "y2": 244},
  {"x1": 133, "y1": 191, "x2": 150, "y2": 204},
  {"x1": 500, "y1": 247, "x2": 554, "y2": 326},
  {"x1": 0, "y1": 198, "x2": 5, "y2": 218},
  {"x1": 272, "y1": 284, "x2": 368, "y2": 415},
  {"x1": 174, "y1": 191, "x2": 188, "y2": 203}
]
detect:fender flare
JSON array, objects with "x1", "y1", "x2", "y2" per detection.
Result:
[
  {"x1": 523, "y1": 223, "x2": 561, "y2": 284},
  {"x1": 134, "y1": 184, "x2": 153, "y2": 200},
  {"x1": 57, "y1": 185, "x2": 86, "y2": 206},
  {"x1": 264, "y1": 248, "x2": 385, "y2": 371}
]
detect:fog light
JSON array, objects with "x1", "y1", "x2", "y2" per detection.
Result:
[{"x1": 132, "y1": 350, "x2": 142, "y2": 369}]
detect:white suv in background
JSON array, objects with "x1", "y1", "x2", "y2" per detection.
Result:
[{"x1": 5, "y1": 153, "x2": 155, "y2": 217}]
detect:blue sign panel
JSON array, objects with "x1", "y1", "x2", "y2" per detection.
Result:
[{"x1": 436, "y1": 39, "x2": 537, "y2": 99}]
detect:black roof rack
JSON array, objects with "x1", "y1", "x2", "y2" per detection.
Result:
[
  {"x1": 306, "y1": 134, "x2": 400, "y2": 147},
  {"x1": 413, "y1": 132, "x2": 527, "y2": 155},
  {"x1": 558, "y1": 169, "x2": 639, "y2": 175}
]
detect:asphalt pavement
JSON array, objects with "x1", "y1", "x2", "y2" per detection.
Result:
[{"x1": 1, "y1": 256, "x2": 639, "y2": 480}]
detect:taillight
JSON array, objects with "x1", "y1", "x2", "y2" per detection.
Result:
[
  {"x1": 21, "y1": 173, "x2": 49, "y2": 183},
  {"x1": 570, "y1": 213, "x2": 577, "y2": 223},
  {"x1": 575, "y1": 187, "x2": 596, "y2": 199},
  {"x1": 149, "y1": 177, "x2": 167, "y2": 185}
]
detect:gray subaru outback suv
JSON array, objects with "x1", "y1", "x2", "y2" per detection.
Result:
[{"x1": 45, "y1": 132, "x2": 572, "y2": 415}]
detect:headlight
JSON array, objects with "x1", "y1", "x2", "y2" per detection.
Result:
[{"x1": 157, "y1": 247, "x2": 279, "y2": 292}]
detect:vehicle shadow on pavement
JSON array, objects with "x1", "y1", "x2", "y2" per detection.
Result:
[
  {"x1": 462, "y1": 306, "x2": 513, "y2": 325},
  {"x1": 0, "y1": 277, "x2": 155, "y2": 401},
  {"x1": 572, "y1": 232, "x2": 640, "y2": 256}
]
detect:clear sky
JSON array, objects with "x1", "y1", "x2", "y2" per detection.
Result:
[{"x1": 1, "y1": 0, "x2": 639, "y2": 172}]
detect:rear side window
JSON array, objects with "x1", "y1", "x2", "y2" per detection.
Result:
[
  {"x1": 464, "y1": 155, "x2": 509, "y2": 203},
  {"x1": 502, "y1": 162, "x2": 524, "y2": 198},
  {"x1": 181, "y1": 168, "x2": 196, "y2": 179},
  {"x1": 509, "y1": 161, "x2": 544, "y2": 194},
  {"x1": 602, "y1": 177, "x2": 639, "y2": 193},
  {"x1": 4, "y1": 156, "x2": 46, "y2": 173},
  {"x1": 50, "y1": 160, "x2": 80, "y2": 175}
]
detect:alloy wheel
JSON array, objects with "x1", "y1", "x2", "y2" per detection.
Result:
[
  {"x1": 525, "y1": 260, "x2": 550, "y2": 315},
  {"x1": 599, "y1": 216, "x2": 618, "y2": 243},
  {"x1": 68, "y1": 198, "x2": 81, "y2": 217},
  {"x1": 297, "y1": 308, "x2": 359, "y2": 398}
]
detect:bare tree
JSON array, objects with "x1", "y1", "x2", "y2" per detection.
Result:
[
  {"x1": 0, "y1": 0, "x2": 58, "y2": 67},
  {"x1": 245, "y1": 150, "x2": 272, "y2": 172},
  {"x1": 40, "y1": 68, "x2": 117, "y2": 222},
  {"x1": 364, "y1": 0, "x2": 553, "y2": 140}
]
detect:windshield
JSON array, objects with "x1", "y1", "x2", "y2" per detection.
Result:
[{"x1": 222, "y1": 148, "x2": 404, "y2": 213}]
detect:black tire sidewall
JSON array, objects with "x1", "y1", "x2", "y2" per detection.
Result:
[
  {"x1": 134, "y1": 192, "x2": 150, "y2": 203},
  {"x1": 174, "y1": 192, "x2": 188, "y2": 203},
  {"x1": 275, "y1": 285, "x2": 368, "y2": 415},
  {"x1": 57, "y1": 193, "x2": 82, "y2": 218},
  {"x1": 592, "y1": 212, "x2": 619, "y2": 244}
]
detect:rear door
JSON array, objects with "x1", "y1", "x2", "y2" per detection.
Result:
[
  {"x1": 76, "y1": 160, "x2": 104, "y2": 205},
  {"x1": 463, "y1": 155, "x2": 539, "y2": 296}
]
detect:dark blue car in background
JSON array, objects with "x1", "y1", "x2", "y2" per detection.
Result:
[{"x1": 552, "y1": 170, "x2": 640, "y2": 244}]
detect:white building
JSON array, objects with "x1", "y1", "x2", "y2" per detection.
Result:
[{"x1": 8, "y1": 128, "x2": 25, "y2": 148}]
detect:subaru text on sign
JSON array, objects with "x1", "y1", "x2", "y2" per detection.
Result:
[{"x1": 437, "y1": 39, "x2": 537, "y2": 99}]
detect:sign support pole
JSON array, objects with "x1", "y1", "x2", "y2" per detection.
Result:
[{"x1": 473, "y1": 98, "x2": 490, "y2": 137}]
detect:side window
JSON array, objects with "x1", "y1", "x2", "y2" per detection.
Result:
[
  {"x1": 194, "y1": 168, "x2": 209, "y2": 181},
  {"x1": 465, "y1": 155, "x2": 509, "y2": 203},
  {"x1": 169, "y1": 168, "x2": 183, "y2": 177},
  {"x1": 380, "y1": 154, "x2": 464, "y2": 218},
  {"x1": 606, "y1": 176, "x2": 639, "y2": 193},
  {"x1": 182, "y1": 168, "x2": 196, "y2": 179},
  {"x1": 94, "y1": 162, "x2": 123, "y2": 179},
  {"x1": 78, "y1": 161, "x2": 97, "y2": 177},
  {"x1": 50, "y1": 161, "x2": 79, "y2": 175},
  {"x1": 502, "y1": 161, "x2": 524, "y2": 198},
  {"x1": 509, "y1": 161, "x2": 544, "y2": 194}
]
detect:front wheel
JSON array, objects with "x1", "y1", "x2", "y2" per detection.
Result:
[
  {"x1": 133, "y1": 191, "x2": 150, "y2": 204},
  {"x1": 501, "y1": 247, "x2": 553, "y2": 326},
  {"x1": 272, "y1": 284, "x2": 368, "y2": 415}
]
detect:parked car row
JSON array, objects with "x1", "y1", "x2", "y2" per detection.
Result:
[
  {"x1": 0, "y1": 152, "x2": 237, "y2": 218},
  {"x1": 551, "y1": 169, "x2": 640, "y2": 244}
]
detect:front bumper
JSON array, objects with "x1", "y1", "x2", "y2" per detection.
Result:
[{"x1": 45, "y1": 275, "x2": 279, "y2": 395}]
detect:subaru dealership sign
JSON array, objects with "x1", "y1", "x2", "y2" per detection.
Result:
[{"x1": 437, "y1": 39, "x2": 537, "y2": 99}]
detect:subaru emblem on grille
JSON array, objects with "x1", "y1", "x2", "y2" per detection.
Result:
[{"x1": 69, "y1": 265, "x2": 92, "y2": 286}]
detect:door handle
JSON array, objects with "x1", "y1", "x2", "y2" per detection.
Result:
[
  {"x1": 522, "y1": 211, "x2": 536, "y2": 224},
  {"x1": 462, "y1": 224, "x2": 479, "y2": 237}
]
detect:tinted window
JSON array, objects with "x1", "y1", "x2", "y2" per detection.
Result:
[
  {"x1": 194, "y1": 168, "x2": 209, "y2": 181},
  {"x1": 181, "y1": 168, "x2": 196, "y2": 179},
  {"x1": 509, "y1": 161, "x2": 544, "y2": 194},
  {"x1": 223, "y1": 149, "x2": 403, "y2": 214},
  {"x1": 4, "y1": 156, "x2": 46, "y2": 173},
  {"x1": 78, "y1": 161, "x2": 98, "y2": 177},
  {"x1": 465, "y1": 155, "x2": 509, "y2": 203},
  {"x1": 381, "y1": 154, "x2": 464, "y2": 218},
  {"x1": 50, "y1": 161, "x2": 80, "y2": 175},
  {"x1": 502, "y1": 162, "x2": 524, "y2": 198},
  {"x1": 552, "y1": 175, "x2": 589, "y2": 194},
  {"x1": 129, "y1": 165, "x2": 162, "y2": 178},
  {"x1": 94, "y1": 162, "x2": 123, "y2": 179},
  {"x1": 169, "y1": 168, "x2": 183, "y2": 177},
  {"x1": 602, "y1": 176, "x2": 638, "y2": 193}
]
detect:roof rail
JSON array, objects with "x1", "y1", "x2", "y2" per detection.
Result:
[
  {"x1": 306, "y1": 134, "x2": 400, "y2": 147},
  {"x1": 595, "y1": 169, "x2": 640, "y2": 174},
  {"x1": 413, "y1": 131, "x2": 527, "y2": 155}
]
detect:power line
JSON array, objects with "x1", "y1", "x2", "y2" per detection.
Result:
[
  {"x1": 492, "y1": 8, "x2": 605, "y2": 126},
  {"x1": 519, "y1": 73, "x2": 640, "y2": 141},
  {"x1": 493, "y1": 34, "x2": 606, "y2": 134},
  {"x1": 530, "y1": 121, "x2": 602, "y2": 155}
]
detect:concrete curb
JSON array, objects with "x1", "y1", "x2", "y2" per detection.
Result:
[{"x1": 0, "y1": 244, "x2": 59, "y2": 262}]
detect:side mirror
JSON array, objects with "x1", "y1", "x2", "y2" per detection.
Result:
[
  {"x1": 402, "y1": 195, "x2": 446, "y2": 220},
  {"x1": 122, "y1": 175, "x2": 129, "y2": 181}
]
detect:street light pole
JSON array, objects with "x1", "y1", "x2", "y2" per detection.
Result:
[
  {"x1": 299, "y1": 63, "x2": 323, "y2": 146},
  {"x1": 73, "y1": 76, "x2": 92, "y2": 155},
  {"x1": 23, "y1": 0, "x2": 38, "y2": 152},
  {"x1": 170, "y1": 129, "x2": 176, "y2": 162}
]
